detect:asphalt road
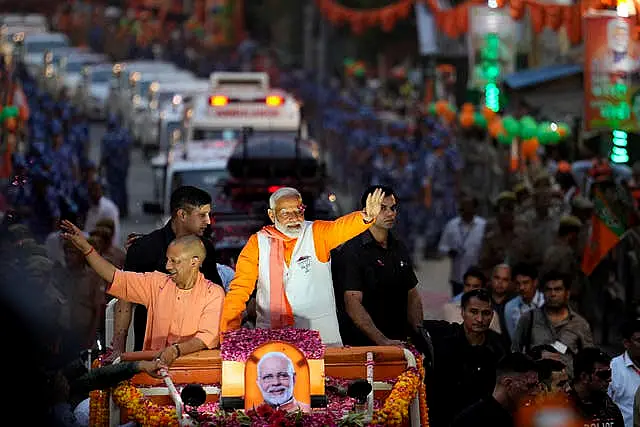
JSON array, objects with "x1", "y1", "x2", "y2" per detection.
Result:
[{"x1": 88, "y1": 123, "x2": 452, "y2": 320}]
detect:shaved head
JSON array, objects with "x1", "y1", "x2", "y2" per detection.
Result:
[{"x1": 169, "y1": 235, "x2": 206, "y2": 266}]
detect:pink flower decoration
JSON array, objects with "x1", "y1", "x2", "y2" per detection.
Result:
[{"x1": 221, "y1": 327, "x2": 325, "y2": 362}]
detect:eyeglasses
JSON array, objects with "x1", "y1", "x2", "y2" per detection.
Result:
[
  {"x1": 594, "y1": 368, "x2": 612, "y2": 380},
  {"x1": 274, "y1": 205, "x2": 306, "y2": 220}
]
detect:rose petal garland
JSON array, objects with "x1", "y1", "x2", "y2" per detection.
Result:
[{"x1": 220, "y1": 328, "x2": 325, "y2": 361}]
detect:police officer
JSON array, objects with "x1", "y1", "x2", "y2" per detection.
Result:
[
  {"x1": 101, "y1": 115, "x2": 131, "y2": 218},
  {"x1": 391, "y1": 144, "x2": 420, "y2": 257}
]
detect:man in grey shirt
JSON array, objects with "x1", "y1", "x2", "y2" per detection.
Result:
[{"x1": 512, "y1": 270, "x2": 594, "y2": 375}]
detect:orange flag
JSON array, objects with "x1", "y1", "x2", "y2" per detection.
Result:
[{"x1": 581, "y1": 188, "x2": 628, "y2": 275}]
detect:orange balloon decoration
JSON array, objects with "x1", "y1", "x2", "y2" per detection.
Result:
[
  {"x1": 482, "y1": 105, "x2": 496, "y2": 122},
  {"x1": 522, "y1": 137, "x2": 540, "y2": 159},
  {"x1": 461, "y1": 102, "x2": 474, "y2": 113},
  {"x1": 557, "y1": 126, "x2": 567, "y2": 137},
  {"x1": 459, "y1": 111, "x2": 475, "y2": 128},
  {"x1": 435, "y1": 100, "x2": 449, "y2": 116},
  {"x1": 488, "y1": 117, "x2": 504, "y2": 138},
  {"x1": 5, "y1": 117, "x2": 17, "y2": 132}
]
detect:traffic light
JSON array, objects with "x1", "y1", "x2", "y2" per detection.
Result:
[{"x1": 610, "y1": 129, "x2": 629, "y2": 164}]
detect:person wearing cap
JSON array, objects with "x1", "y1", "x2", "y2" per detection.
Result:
[
  {"x1": 424, "y1": 289, "x2": 507, "y2": 427},
  {"x1": 528, "y1": 344, "x2": 569, "y2": 393},
  {"x1": 513, "y1": 182, "x2": 532, "y2": 222},
  {"x1": 572, "y1": 156, "x2": 632, "y2": 196},
  {"x1": 422, "y1": 131, "x2": 461, "y2": 259},
  {"x1": 100, "y1": 115, "x2": 131, "y2": 218},
  {"x1": 370, "y1": 136, "x2": 397, "y2": 187},
  {"x1": 541, "y1": 215, "x2": 583, "y2": 280},
  {"x1": 451, "y1": 352, "x2": 541, "y2": 427},
  {"x1": 570, "y1": 196, "x2": 594, "y2": 257},
  {"x1": 390, "y1": 146, "x2": 420, "y2": 257},
  {"x1": 460, "y1": 127, "x2": 499, "y2": 218},
  {"x1": 478, "y1": 191, "x2": 527, "y2": 276},
  {"x1": 516, "y1": 188, "x2": 562, "y2": 269},
  {"x1": 28, "y1": 168, "x2": 61, "y2": 242},
  {"x1": 609, "y1": 319, "x2": 640, "y2": 427},
  {"x1": 569, "y1": 348, "x2": 624, "y2": 427}
]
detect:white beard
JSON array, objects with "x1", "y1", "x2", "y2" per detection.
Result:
[
  {"x1": 259, "y1": 383, "x2": 294, "y2": 406},
  {"x1": 275, "y1": 219, "x2": 302, "y2": 238}
]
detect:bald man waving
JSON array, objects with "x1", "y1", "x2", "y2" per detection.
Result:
[{"x1": 61, "y1": 221, "x2": 225, "y2": 366}]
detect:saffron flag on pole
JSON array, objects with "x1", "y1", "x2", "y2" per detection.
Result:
[{"x1": 581, "y1": 188, "x2": 629, "y2": 276}]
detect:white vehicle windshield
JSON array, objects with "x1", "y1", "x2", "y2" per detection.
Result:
[
  {"x1": 91, "y1": 70, "x2": 112, "y2": 83},
  {"x1": 192, "y1": 128, "x2": 297, "y2": 141},
  {"x1": 170, "y1": 169, "x2": 228, "y2": 197},
  {"x1": 26, "y1": 40, "x2": 68, "y2": 53}
]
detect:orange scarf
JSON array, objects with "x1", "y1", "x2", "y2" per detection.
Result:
[{"x1": 261, "y1": 226, "x2": 295, "y2": 328}]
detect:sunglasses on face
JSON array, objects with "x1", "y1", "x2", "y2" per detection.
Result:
[
  {"x1": 275, "y1": 205, "x2": 306, "y2": 219},
  {"x1": 594, "y1": 368, "x2": 612, "y2": 380}
]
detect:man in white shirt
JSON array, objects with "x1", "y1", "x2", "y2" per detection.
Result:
[
  {"x1": 84, "y1": 181, "x2": 120, "y2": 246},
  {"x1": 504, "y1": 263, "x2": 545, "y2": 339},
  {"x1": 438, "y1": 195, "x2": 486, "y2": 296},
  {"x1": 610, "y1": 319, "x2": 640, "y2": 427}
]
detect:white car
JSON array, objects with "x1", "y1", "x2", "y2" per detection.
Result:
[
  {"x1": 21, "y1": 32, "x2": 70, "y2": 77},
  {"x1": 134, "y1": 79, "x2": 209, "y2": 146},
  {"x1": 120, "y1": 69, "x2": 195, "y2": 130},
  {"x1": 105, "y1": 60, "x2": 178, "y2": 119},
  {"x1": 43, "y1": 51, "x2": 106, "y2": 97},
  {"x1": 76, "y1": 63, "x2": 114, "y2": 120},
  {"x1": 55, "y1": 52, "x2": 107, "y2": 96}
]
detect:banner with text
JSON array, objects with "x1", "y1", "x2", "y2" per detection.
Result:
[
  {"x1": 468, "y1": 6, "x2": 517, "y2": 90},
  {"x1": 584, "y1": 13, "x2": 640, "y2": 132}
]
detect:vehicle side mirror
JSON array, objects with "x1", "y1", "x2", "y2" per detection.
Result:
[{"x1": 142, "y1": 202, "x2": 163, "y2": 214}]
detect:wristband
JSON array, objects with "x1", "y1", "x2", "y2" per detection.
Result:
[
  {"x1": 173, "y1": 343, "x2": 181, "y2": 357},
  {"x1": 362, "y1": 210, "x2": 374, "y2": 224},
  {"x1": 83, "y1": 246, "x2": 95, "y2": 257}
]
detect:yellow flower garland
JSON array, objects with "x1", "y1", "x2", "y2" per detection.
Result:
[
  {"x1": 112, "y1": 381, "x2": 179, "y2": 427},
  {"x1": 90, "y1": 358, "x2": 430, "y2": 426},
  {"x1": 371, "y1": 366, "x2": 422, "y2": 426}
]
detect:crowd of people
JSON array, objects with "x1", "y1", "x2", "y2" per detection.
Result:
[{"x1": 4, "y1": 14, "x2": 640, "y2": 427}]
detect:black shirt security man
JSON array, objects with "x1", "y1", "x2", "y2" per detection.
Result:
[
  {"x1": 332, "y1": 185, "x2": 423, "y2": 346},
  {"x1": 112, "y1": 186, "x2": 223, "y2": 352}
]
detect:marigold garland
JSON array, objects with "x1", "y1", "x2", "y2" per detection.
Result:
[
  {"x1": 417, "y1": 355, "x2": 430, "y2": 427},
  {"x1": 370, "y1": 367, "x2": 422, "y2": 426},
  {"x1": 112, "y1": 381, "x2": 179, "y2": 427}
]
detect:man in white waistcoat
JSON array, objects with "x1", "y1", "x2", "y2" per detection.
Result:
[{"x1": 220, "y1": 187, "x2": 385, "y2": 345}]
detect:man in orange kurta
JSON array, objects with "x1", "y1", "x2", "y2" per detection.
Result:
[
  {"x1": 61, "y1": 221, "x2": 225, "y2": 365},
  {"x1": 220, "y1": 187, "x2": 385, "y2": 345}
]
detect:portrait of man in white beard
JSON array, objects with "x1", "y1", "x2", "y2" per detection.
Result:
[{"x1": 256, "y1": 352, "x2": 311, "y2": 412}]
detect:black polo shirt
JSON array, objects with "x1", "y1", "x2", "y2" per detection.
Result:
[
  {"x1": 334, "y1": 230, "x2": 417, "y2": 346},
  {"x1": 125, "y1": 222, "x2": 223, "y2": 285},
  {"x1": 124, "y1": 221, "x2": 223, "y2": 350}
]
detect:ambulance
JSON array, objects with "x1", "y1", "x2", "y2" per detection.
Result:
[{"x1": 184, "y1": 71, "x2": 307, "y2": 144}]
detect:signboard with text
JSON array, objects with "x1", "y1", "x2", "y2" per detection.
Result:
[{"x1": 584, "y1": 13, "x2": 640, "y2": 131}]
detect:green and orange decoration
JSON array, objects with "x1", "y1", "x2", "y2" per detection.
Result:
[{"x1": 429, "y1": 99, "x2": 571, "y2": 171}]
